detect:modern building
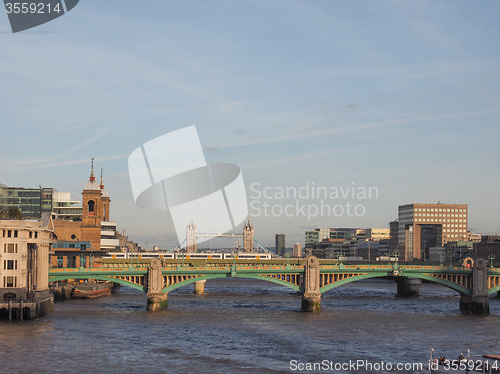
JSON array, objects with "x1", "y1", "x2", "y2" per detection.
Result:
[
  {"x1": 51, "y1": 192, "x2": 83, "y2": 220},
  {"x1": 0, "y1": 184, "x2": 83, "y2": 221},
  {"x1": 292, "y1": 243, "x2": 302, "y2": 258},
  {"x1": 275, "y1": 234, "x2": 286, "y2": 256},
  {"x1": 311, "y1": 238, "x2": 359, "y2": 259},
  {"x1": 398, "y1": 203, "x2": 468, "y2": 261},
  {"x1": 305, "y1": 227, "x2": 389, "y2": 250},
  {"x1": 0, "y1": 213, "x2": 54, "y2": 319},
  {"x1": 356, "y1": 240, "x2": 379, "y2": 261},
  {"x1": 474, "y1": 236, "x2": 500, "y2": 263},
  {"x1": 305, "y1": 231, "x2": 319, "y2": 248},
  {"x1": 0, "y1": 184, "x2": 55, "y2": 219},
  {"x1": 389, "y1": 220, "x2": 399, "y2": 250}
]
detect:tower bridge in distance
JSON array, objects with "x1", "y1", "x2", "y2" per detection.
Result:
[
  {"x1": 185, "y1": 219, "x2": 278, "y2": 257},
  {"x1": 48, "y1": 256, "x2": 500, "y2": 314}
]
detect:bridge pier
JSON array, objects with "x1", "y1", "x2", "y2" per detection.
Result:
[
  {"x1": 396, "y1": 277, "x2": 421, "y2": 297},
  {"x1": 194, "y1": 280, "x2": 206, "y2": 295},
  {"x1": 301, "y1": 256, "x2": 321, "y2": 312},
  {"x1": 460, "y1": 258, "x2": 489, "y2": 315},
  {"x1": 147, "y1": 293, "x2": 168, "y2": 311},
  {"x1": 146, "y1": 259, "x2": 167, "y2": 311}
]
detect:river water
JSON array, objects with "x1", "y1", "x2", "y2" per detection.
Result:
[{"x1": 1, "y1": 279, "x2": 499, "y2": 374}]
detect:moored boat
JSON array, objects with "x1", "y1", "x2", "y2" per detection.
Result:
[{"x1": 71, "y1": 282, "x2": 112, "y2": 299}]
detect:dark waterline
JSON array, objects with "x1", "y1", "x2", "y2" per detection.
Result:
[{"x1": 1, "y1": 279, "x2": 499, "y2": 374}]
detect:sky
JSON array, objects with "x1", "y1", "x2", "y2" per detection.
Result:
[{"x1": 1, "y1": 1, "x2": 500, "y2": 249}]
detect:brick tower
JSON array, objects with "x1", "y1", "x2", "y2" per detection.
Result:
[
  {"x1": 81, "y1": 159, "x2": 103, "y2": 251},
  {"x1": 99, "y1": 168, "x2": 111, "y2": 222}
]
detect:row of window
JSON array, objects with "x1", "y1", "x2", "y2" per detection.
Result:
[
  {"x1": 416, "y1": 213, "x2": 465, "y2": 218},
  {"x1": 3, "y1": 276, "x2": 17, "y2": 288},
  {"x1": 2, "y1": 230, "x2": 38, "y2": 238},
  {"x1": 415, "y1": 207, "x2": 465, "y2": 213},
  {"x1": 416, "y1": 217, "x2": 466, "y2": 223}
]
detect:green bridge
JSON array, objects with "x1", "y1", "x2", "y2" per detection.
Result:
[{"x1": 49, "y1": 256, "x2": 500, "y2": 314}]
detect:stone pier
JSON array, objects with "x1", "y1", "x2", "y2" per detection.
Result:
[
  {"x1": 146, "y1": 259, "x2": 167, "y2": 311},
  {"x1": 396, "y1": 277, "x2": 421, "y2": 297},
  {"x1": 147, "y1": 293, "x2": 168, "y2": 311},
  {"x1": 194, "y1": 280, "x2": 206, "y2": 295},
  {"x1": 460, "y1": 258, "x2": 489, "y2": 314},
  {"x1": 301, "y1": 255, "x2": 321, "y2": 312}
]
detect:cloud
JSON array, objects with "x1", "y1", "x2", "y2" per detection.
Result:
[
  {"x1": 216, "y1": 101, "x2": 249, "y2": 113},
  {"x1": 0, "y1": 127, "x2": 116, "y2": 171},
  {"x1": 211, "y1": 107, "x2": 500, "y2": 150}
]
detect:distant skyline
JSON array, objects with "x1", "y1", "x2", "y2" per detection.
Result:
[{"x1": 1, "y1": 1, "x2": 500, "y2": 248}]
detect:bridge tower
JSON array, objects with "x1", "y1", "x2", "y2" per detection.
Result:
[
  {"x1": 243, "y1": 220, "x2": 254, "y2": 253},
  {"x1": 460, "y1": 257, "x2": 489, "y2": 314},
  {"x1": 301, "y1": 255, "x2": 321, "y2": 312},
  {"x1": 186, "y1": 220, "x2": 197, "y2": 253}
]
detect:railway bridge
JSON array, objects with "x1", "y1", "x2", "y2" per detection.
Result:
[{"x1": 48, "y1": 256, "x2": 500, "y2": 314}]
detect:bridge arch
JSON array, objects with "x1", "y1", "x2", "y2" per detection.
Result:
[
  {"x1": 49, "y1": 275, "x2": 146, "y2": 292},
  {"x1": 319, "y1": 272, "x2": 472, "y2": 296},
  {"x1": 162, "y1": 274, "x2": 300, "y2": 293},
  {"x1": 488, "y1": 285, "x2": 500, "y2": 295}
]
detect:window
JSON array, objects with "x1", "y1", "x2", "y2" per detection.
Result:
[
  {"x1": 88, "y1": 200, "x2": 95, "y2": 214},
  {"x1": 34, "y1": 232, "x2": 38, "y2": 239},
  {"x1": 4, "y1": 276, "x2": 16, "y2": 288},
  {"x1": 13, "y1": 230, "x2": 18, "y2": 237},
  {"x1": 29, "y1": 231, "x2": 32, "y2": 238},
  {"x1": 4, "y1": 260, "x2": 16, "y2": 270},
  {"x1": 7, "y1": 230, "x2": 11, "y2": 237},
  {"x1": 5, "y1": 243, "x2": 16, "y2": 253}
]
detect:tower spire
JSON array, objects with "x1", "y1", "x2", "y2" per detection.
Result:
[
  {"x1": 100, "y1": 168, "x2": 104, "y2": 189},
  {"x1": 89, "y1": 158, "x2": 96, "y2": 182}
]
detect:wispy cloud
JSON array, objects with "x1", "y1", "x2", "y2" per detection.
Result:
[
  {"x1": 206, "y1": 108, "x2": 500, "y2": 150},
  {"x1": 0, "y1": 126, "x2": 113, "y2": 171}
]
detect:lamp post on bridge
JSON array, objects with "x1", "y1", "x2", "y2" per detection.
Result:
[{"x1": 489, "y1": 254, "x2": 495, "y2": 267}]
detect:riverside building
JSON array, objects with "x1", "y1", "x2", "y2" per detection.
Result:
[{"x1": 398, "y1": 203, "x2": 468, "y2": 261}]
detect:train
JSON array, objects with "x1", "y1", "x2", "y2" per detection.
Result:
[{"x1": 102, "y1": 252, "x2": 273, "y2": 260}]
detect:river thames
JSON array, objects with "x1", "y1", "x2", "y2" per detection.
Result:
[{"x1": 1, "y1": 279, "x2": 499, "y2": 373}]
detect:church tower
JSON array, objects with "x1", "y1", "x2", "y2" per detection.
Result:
[{"x1": 81, "y1": 159, "x2": 103, "y2": 251}]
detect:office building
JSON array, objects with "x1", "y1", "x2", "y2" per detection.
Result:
[
  {"x1": 275, "y1": 234, "x2": 285, "y2": 256},
  {"x1": 398, "y1": 203, "x2": 468, "y2": 261}
]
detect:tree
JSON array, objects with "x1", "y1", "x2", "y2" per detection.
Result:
[
  {"x1": 0, "y1": 206, "x2": 24, "y2": 220},
  {"x1": 8, "y1": 207, "x2": 24, "y2": 220}
]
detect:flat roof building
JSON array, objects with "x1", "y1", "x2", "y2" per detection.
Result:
[{"x1": 398, "y1": 203, "x2": 468, "y2": 261}]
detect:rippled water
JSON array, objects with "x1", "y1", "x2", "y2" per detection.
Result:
[{"x1": 1, "y1": 279, "x2": 499, "y2": 373}]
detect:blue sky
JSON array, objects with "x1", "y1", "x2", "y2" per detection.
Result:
[{"x1": 1, "y1": 1, "x2": 499, "y2": 249}]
